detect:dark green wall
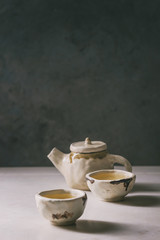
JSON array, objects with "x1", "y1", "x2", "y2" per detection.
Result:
[{"x1": 0, "y1": 0, "x2": 160, "y2": 166}]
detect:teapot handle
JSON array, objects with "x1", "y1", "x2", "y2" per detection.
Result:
[{"x1": 107, "y1": 154, "x2": 132, "y2": 172}]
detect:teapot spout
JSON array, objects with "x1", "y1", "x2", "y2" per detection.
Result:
[{"x1": 47, "y1": 148, "x2": 66, "y2": 174}]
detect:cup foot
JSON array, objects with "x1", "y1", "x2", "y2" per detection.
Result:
[
  {"x1": 101, "y1": 196, "x2": 125, "y2": 202},
  {"x1": 50, "y1": 220, "x2": 76, "y2": 226}
]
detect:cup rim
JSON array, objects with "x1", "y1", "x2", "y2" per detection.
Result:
[
  {"x1": 86, "y1": 169, "x2": 135, "y2": 182},
  {"x1": 35, "y1": 188, "x2": 86, "y2": 202}
]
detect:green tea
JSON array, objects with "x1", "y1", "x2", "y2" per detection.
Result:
[
  {"x1": 42, "y1": 192, "x2": 75, "y2": 199},
  {"x1": 92, "y1": 172, "x2": 126, "y2": 180}
]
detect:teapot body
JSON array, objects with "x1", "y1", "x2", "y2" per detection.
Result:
[{"x1": 61, "y1": 152, "x2": 115, "y2": 190}]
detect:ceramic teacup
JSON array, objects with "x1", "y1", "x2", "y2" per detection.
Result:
[
  {"x1": 35, "y1": 189, "x2": 87, "y2": 225},
  {"x1": 86, "y1": 169, "x2": 136, "y2": 201}
]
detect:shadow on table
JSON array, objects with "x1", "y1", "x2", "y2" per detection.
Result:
[
  {"x1": 132, "y1": 183, "x2": 160, "y2": 193},
  {"x1": 118, "y1": 195, "x2": 160, "y2": 207},
  {"x1": 58, "y1": 219, "x2": 130, "y2": 234}
]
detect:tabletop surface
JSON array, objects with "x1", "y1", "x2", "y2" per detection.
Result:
[{"x1": 0, "y1": 166, "x2": 160, "y2": 240}]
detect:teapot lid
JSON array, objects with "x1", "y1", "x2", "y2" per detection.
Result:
[{"x1": 70, "y1": 137, "x2": 107, "y2": 153}]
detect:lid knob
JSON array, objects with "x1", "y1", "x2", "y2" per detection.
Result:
[{"x1": 85, "y1": 137, "x2": 92, "y2": 145}]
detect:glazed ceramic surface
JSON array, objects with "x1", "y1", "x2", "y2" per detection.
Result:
[
  {"x1": 86, "y1": 169, "x2": 136, "y2": 201},
  {"x1": 35, "y1": 189, "x2": 87, "y2": 225},
  {"x1": 48, "y1": 137, "x2": 132, "y2": 190}
]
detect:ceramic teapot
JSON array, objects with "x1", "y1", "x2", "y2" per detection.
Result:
[{"x1": 48, "y1": 137, "x2": 132, "y2": 190}]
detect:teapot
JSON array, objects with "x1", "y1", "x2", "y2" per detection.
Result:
[{"x1": 48, "y1": 137, "x2": 132, "y2": 190}]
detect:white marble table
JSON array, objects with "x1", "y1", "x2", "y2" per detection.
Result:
[{"x1": 0, "y1": 166, "x2": 160, "y2": 240}]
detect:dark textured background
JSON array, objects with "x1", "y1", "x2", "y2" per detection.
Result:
[{"x1": 0, "y1": 0, "x2": 160, "y2": 166}]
